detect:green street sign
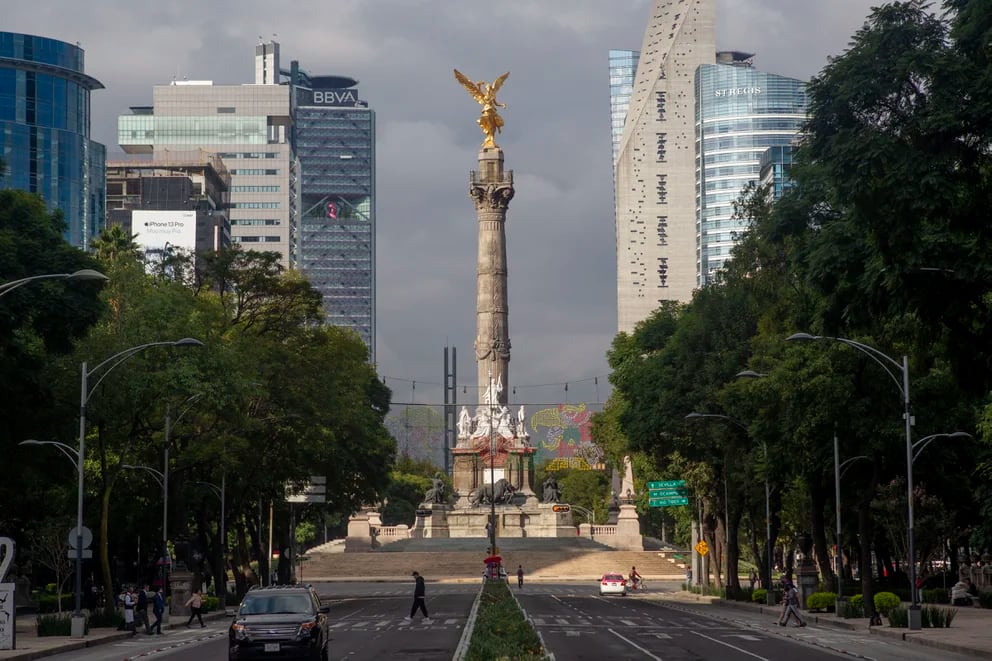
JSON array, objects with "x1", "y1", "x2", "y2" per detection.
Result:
[
  {"x1": 649, "y1": 496, "x2": 689, "y2": 507},
  {"x1": 648, "y1": 480, "x2": 686, "y2": 489},
  {"x1": 648, "y1": 488, "x2": 685, "y2": 498}
]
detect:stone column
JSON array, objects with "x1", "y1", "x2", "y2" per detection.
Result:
[{"x1": 469, "y1": 147, "x2": 515, "y2": 404}]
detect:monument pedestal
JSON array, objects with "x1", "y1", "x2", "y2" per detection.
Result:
[
  {"x1": 420, "y1": 503, "x2": 451, "y2": 539},
  {"x1": 169, "y1": 570, "x2": 193, "y2": 617},
  {"x1": 614, "y1": 504, "x2": 644, "y2": 551},
  {"x1": 345, "y1": 511, "x2": 374, "y2": 552}
]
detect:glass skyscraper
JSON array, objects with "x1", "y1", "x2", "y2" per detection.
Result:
[
  {"x1": 0, "y1": 31, "x2": 106, "y2": 249},
  {"x1": 695, "y1": 55, "x2": 806, "y2": 285},
  {"x1": 608, "y1": 50, "x2": 639, "y2": 169},
  {"x1": 291, "y1": 71, "x2": 375, "y2": 358}
]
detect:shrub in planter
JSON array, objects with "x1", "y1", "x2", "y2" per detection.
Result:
[
  {"x1": 87, "y1": 609, "x2": 123, "y2": 629},
  {"x1": 887, "y1": 605, "x2": 908, "y2": 627},
  {"x1": 201, "y1": 595, "x2": 220, "y2": 613},
  {"x1": 37, "y1": 613, "x2": 88, "y2": 636},
  {"x1": 752, "y1": 589, "x2": 767, "y2": 604},
  {"x1": 921, "y1": 588, "x2": 950, "y2": 604},
  {"x1": 874, "y1": 591, "x2": 901, "y2": 616},
  {"x1": 842, "y1": 594, "x2": 864, "y2": 619},
  {"x1": 921, "y1": 605, "x2": 957, "y2": 628},
  {"x1": 806, "y1": 592, "x2": 837, "y2": 612}
]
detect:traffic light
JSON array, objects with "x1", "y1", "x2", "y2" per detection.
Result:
[{"x1": 552, "y1": 505, "x2": 570, "y2": 513}]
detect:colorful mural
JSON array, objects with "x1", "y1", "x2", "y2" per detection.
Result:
[{"x1": 529, "y1": 403, "x2": 604, "y2": 470}]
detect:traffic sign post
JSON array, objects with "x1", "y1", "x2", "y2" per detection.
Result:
[
  {"x1": 648, "y1": 480, "x2": 687, "y2": 507},
  {"x1": 648, "y1": 496, "x2": 689, "y2": 507}
]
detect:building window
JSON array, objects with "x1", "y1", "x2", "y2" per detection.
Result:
[
  {"x1": 217, "y1": 107, "x2": 236, "y2": 114},
  {"x1": 658, "y1": 258, "x2": 668, "y2": 288},
  {"x1": 236, "y1": 236, "x2": 261, "y2": 243},
  {"x1": 265, "y1": 236, "x2": 280, "y2": 242},
  {"x1": 656, "y1": 92, "x2": 666, "y2": 120},
  {"x1": 656, "y1": 174, "x2": 667, "y2": 204},
  {"x1": 231, "y1": 169, "x2": 280, "y2": 175},
  {"x1": 656, "y1": 133, "x2": 667, "y2": 161},
  {"x1": 229, "y1": 202, "x2": 280, "y2": 209},
  {"x1": 231, "y1": 185, "x2": 280, "y2": 193},
  {"x1": 231, "y1": 219, "x2": 281, "y2": 226}
]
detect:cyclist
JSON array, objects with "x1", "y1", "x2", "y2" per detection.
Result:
[{"x1": 629, "y1": 566, "x2": 642, "y2": 590}]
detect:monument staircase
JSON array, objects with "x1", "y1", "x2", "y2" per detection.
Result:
[{"x1": 302, "y1": 537, "x2": 688, "y2": 582}]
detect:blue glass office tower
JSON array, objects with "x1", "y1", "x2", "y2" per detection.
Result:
[
  {"x1": 695, "y1": 53, "x2": 805, "y2": 285},
  {"x1": 0, "y1": 32, "x2": 105, "y2": 249},
  {"x1": 608, "y1": 49, "x2": 639, "y2": 169},
  {"x1": 291, "y1": 69, "x2": 375, "y2": 359}
]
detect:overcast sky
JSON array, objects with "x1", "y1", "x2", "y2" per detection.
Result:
[{"x1": 7, "y1": 0, "x2": 879, "y2": 412}]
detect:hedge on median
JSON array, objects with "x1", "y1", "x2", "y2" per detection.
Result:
[{"x1": 466, "y1": 581, "x2": 545, "y2": 661}]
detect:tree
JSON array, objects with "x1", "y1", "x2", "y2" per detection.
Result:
[{"x1": 28, "y1": 519, "x2": 75, "y2": 614}]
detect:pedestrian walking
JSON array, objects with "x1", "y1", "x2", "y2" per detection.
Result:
[
  {"x1": 123, "y1": 587, "x2": 136, "y2": 636},
  {"x1": 778, "y1": 579, "x2": 806, "y2": 627},
  {"x1": 135, "y1": 584, "x2": 151, "y2": 634},
  {"x1": 151, "y1": 588, "x2": 166, "y2": 634},
  {"x1": 185, "y1": 589, "x2": 205, "y2": 628},
  {"x1": 404, "y1": 571, "x2": 431, "y2": 623},
  {"x1": 517, "y1": 565, "x2": 524, "y2": 589},
  {"x1": 749, "y1": 569, "x2": 758, "y2": 591}
]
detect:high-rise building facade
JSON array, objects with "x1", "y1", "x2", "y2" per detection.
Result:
[
  {"x1": 291, "y1": 70, "x2": 375, "y2": 358},
  {"x1": 608, "y1": 49, "x2": 639, "y2": 169},
  {"x1": 758, "y1": 145, "x2": 795, "y2": 201},
  {"x1": 695, "y1": 55, "x2": 805, "y2": 285},
  {"x1": 105, "y1": 151, "x2": 231, "y2": 271},
  {"x1": 118, "y1": 43, "x2": 296, "y2": 268},
  {"x1": 0, "y1": 31, "x2": 106, "y2": 249},
  {"x1": 614, "y1": 0, "x2": 715, "y2": 332}
]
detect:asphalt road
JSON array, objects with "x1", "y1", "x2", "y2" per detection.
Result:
[{"x1": 37, "y1": 582, "x2": 978, "y2": 660}]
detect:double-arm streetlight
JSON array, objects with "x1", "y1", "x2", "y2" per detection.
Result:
[
  {"x1": 685, "y1": 411, "x2": 775, "y2": 604},
  {"x1": 161, "y1": 394, "x2": 203, "y2": 589},
  {"x1": 787, "y1": 332, "x2": 923, "y2": 627},
  {"x1": 68, "y1": 337, "x2": 203, "y2": 637},
  {"x1": 0, "y1": 269, "x2": 107, "y2": 298}
]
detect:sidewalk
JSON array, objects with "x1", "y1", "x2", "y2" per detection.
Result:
[
  {"x1": 658, "y1": 591, "x2": 992, "y2": 660},
  {"x1": 0, "y1": 610, "x2": 230, "y2": 661}
]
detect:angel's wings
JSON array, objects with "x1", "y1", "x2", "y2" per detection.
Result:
[
  {"x1": 454, "y1": 69, "x2": 484, "y2": 103},
  {"x1": 490, "y1": 72, "x2": 510, "y2": 96}
]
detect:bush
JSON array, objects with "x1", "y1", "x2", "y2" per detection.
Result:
[
  {"x1": 978, "y1": 590, "x2": 992, "y2": 609},
  {"x1": 921, "y1": 588, "x2": 950, "y2": 604},
  {"x1": 874, "y1": 591, "x2": 901, "y2": 616},
  {"x1": 725, "y1": 586, "x2": 752, "y2": 602},
  {"x1": 806, "y1": 592, "x2": 837, "y2": 612},
  {"x1": 752, "y1": 589, "x2": 767, "y2": 604},
  {"x1": 35, "y1": 593, "x2": 74, "y2": 614},
  {"x1": 465, "y1": 581, "x2": 544, "y2": 661},
  {"x1": 842, "y1": 594, "x2": 864, "y2": 619},
  {"x1": 36, "y1": 613, "x2": 87, "y2": 636},
  {"x1": 87, "y1": 609, "x2": 123, "y2": 629},
  {"x1": 201, "y1": 595, "x2": 220, "y2": 612},
  {"x1": 921, "y1": 605, "x2": 957, "y2": 628},
  {"x1": 887, "y1": 605, "x2": 908, "y2": 627}
]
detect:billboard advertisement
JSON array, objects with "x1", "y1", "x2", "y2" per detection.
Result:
[{"x1": 132, "y1": 210, "x2": 197, "y2": 258}]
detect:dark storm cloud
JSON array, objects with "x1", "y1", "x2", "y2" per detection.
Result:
[{"x1": 5, "y1": 0, "x2": 878, "y2": 408}]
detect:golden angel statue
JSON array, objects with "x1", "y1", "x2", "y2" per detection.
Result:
[{"x1": 454, "y1": 69, "x2": 510, "y2": 149}]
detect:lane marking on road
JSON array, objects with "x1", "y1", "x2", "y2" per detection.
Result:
[
  {"x1": 608, "y1": 628, "x2": 664, "y2": 661},
  {"x1": 122, "y1": 631, "x2": 225, "y2": 660},
  {"x1": 620, "y1": 619, "x2": 637, "y2": 626},
  {"x1": 689, "y1": 630, "x2": 769, "y2": 660},
  {"x1": 654, "y1": 633, "x2": 672, "y2": 639}
]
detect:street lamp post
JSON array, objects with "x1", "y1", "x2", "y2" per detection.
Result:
[
  {"x1": 833, "y1": 429, "x2": 869, "y2": 614},
  {"x1": 0, "y1": 269, "x2": 107, "y2": 298},
  {"x1": 70, "y1": 338, "x2": 203, "y2": 637},
  {"x1": 787, "y1": 332, "x2": 921, "y2": 629},
  {"x1": 487, "y1": 370, "x2": 497, "y2": 558},
  {"x1": 161, "y1": 394, "x2": 202, "y2": 598},
  {"x1": 191, "y1": 479, "x2": 226, "y2": 611}
]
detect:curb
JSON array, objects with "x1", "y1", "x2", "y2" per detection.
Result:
[
  {"x1": 451, "y1": 584, "x2": 485, "y2": 661},
  {"x1": 508, "y1": 585, "x2": 555, "y2": 661},
  {"x1": 667, "y1": 593, "x2": 992, "y2": 660}
]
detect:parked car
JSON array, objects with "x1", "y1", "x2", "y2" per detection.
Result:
[
  {"x1": 229, "y1": 584, "x2": 329, "y2": 660},
  {"x1": 600, "y1": 573, "x2": 627, "y2": 596}
]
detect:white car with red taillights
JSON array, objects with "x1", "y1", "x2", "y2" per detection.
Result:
[{"x1": 599, "y1": 573, "x2": 627, "y2": 596}]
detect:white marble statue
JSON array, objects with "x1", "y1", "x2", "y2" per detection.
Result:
[
  {"x1": 496, "y1": 405, "x2": 514, "y2": 437},
  {"x1": 472, "y1": 405, "x2": 492, "y2": 437},
  {"x1": 457, "y1": 406, "x2": 472, "y2": 437},
  {"x1": 516, "y1": 405, "x2": 527, "y2": 437},
  {"x1": 620, "y1": 455, "x2": 635, "y2": 502}
]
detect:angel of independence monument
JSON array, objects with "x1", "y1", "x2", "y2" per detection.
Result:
[{"x1": 414, "y1": 71, "x2": 575, "y2": 543}]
